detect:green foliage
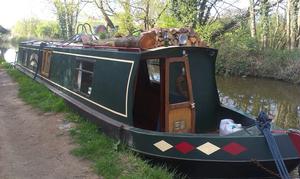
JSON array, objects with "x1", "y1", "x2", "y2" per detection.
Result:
[
  {"x1": 215, "y1": 26, "x2": 300, "y2": 84},
  {"x1": 215, "y1": 26, "x2": 261, "y2": 76},
  {"x1": 170, "y1": 0, "x2": 198, "y2": 27},
  {"x1": 36, "y1": 21, "x2": 60, "y2": 39},
  {"x1": 195, "y1": 22, "x2": 223, "y2": 43},
  {"x1": 114, "y1": 12, "x2": 137, "y2": 36},
  {"x1": 132, "y1": 0, "x2": 169, "y2": 30},
  {"x1": 114, "y1": 0, "x2": 137, "y2": 35},
  {"x1": 52, "y1": 0, "x2": 81, "y2": 39},
  {"x1": 13, "y1": 18, "x2": 39, "y2": 38},
  {"x1": 156, "y1": 11, "x2": 184, "y2": 28},
  {"x1": 12, "y1": 18, "x2": 60, "y2": 40},
  {"x1": 256, "y1": 14, "x2": 286, "y2": 49}
]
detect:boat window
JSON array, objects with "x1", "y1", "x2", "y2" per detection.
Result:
[
  {"x1": 75, "y1": 60, "x2": 94, "y2": 96},
  {"x1": 169, "y1": 62, "x2": 188, "y2": 104},
  {"x1": 29, "y1": 53, "x2": 38, "y2": 71},
  {"x1": 24, "y1": 51, "x2": 28, "y2": 66},
  {"x1": 146, "y1": 59, "x2": 160, "y2": 83}
]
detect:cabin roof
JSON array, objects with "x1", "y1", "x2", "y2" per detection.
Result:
[
  {"x1": 20, "y1": 41, "x2": 217, "y2": 56},
  {"x1": 141, "y1": 46, "x2": 218, "y2": 60}
]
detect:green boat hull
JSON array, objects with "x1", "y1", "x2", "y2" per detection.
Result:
[{"x1": 15, "y1": 42, "x2": 300, "y2": 178}]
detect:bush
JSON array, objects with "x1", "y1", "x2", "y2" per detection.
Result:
[{"x1": 214, "y1": 27, "x2": 300, "y2": 84}]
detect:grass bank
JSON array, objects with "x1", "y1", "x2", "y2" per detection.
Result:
[{"x1": 0, "y1": 59, "x2": 175, "y2": 179}]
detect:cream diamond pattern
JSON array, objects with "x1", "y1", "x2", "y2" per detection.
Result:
[
  {"x1": 154, "y1": 140, "x2": 173, "y2": 152},
  {"x1": 197, "y1": 142, "x2": 220, "y2": 155}
]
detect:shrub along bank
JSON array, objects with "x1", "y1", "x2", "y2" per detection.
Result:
[
  {"x1": 0, "y1": 59, "x2": 176, "y2": 179},
  {"x1": 214, "y1": 29, "x2": 300, "y2": 84},
  {"x1": 216, "y1": 48, "x2": 300, "y2": 84}
]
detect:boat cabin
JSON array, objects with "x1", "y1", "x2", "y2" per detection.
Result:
[
  {"x1": 17, "y1": 44, "x2": 252, "y2": 134},
  {"x1": 16, "y1": 42, "x2": 300, "y2": 179},
  {"x1": 134, "y1": 47, "x2": 221, "y2": 133}
]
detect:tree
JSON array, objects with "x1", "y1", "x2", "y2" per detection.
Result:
[
  {"x1": 249, "y1": 0, "x2": 256, "y2": 38},
  {"x1": 52, "y1": 0, "x2": 86, "y2": 39},
  {"x1": 118, "y1": 0, "x2": 136, "y2": 35},
  {"x1": 130, "y1": 0, "x2": 168, "y2": 30},
  {"x1": 290, "y1": 0, "x2": 299, "y2": 49},
  {"x1": 12, "y1": 18, "x2": 40, "y2": 38},
  {"x1": 12, "y1": 18, "x2": 60, "y2": 39},
  {"x1": 286, "y1": 0, "x2": 291, "y2": 48},
  {"x1": 93, "y1": 0, "x2": 115, "y2": 29},
  {"x1": 260, "y1": 0, "x2": 270, "y2": 48}
]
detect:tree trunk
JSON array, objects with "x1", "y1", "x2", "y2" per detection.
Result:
[
  {"x1": 260, "y1": 0, "x2": 269, "y2": 48},
  {"x1": 291, "y1": 0, "x2": 299, "y2": 49},
  {"x1": 94, "y1": 0, "x2": 115, "y2": 29},
  {"x1": 249, "y1": 0, "x2": 256, "y2": 38},
  {"x1": 298, "y1": 1, "x2": 300, "y2": 48},
  {"x1": 97, "y1": 31, "x2": 156, "y2": 49},
  {"x1": 144, "y1": 0, "x2": 150, "y2": 30},
  {"x1": 287, "y1": 0, "x2": 291, "y2": 49}
]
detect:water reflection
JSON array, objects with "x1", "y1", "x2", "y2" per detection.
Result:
[
  {"x1": 217, "y1": 76, "x2": 300, "y2": 129},
  {"x1": 4, "y1": 48, "x2": 17, "y2": 63}
]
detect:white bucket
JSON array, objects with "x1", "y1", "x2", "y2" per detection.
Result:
[{"x1": 219, "y1": 119, "x2": 243, "y2": 136}]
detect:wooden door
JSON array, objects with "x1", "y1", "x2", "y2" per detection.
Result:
[
  {"x1": 163, "y1": 56, "x2": 195, "y2": 133},
  {"x1": 41, "y1": 50, "x2": 52, "y2": 77}
]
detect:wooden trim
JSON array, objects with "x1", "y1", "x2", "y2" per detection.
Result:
[
  {"x1": 169, "y1": 102, "x2": 190, "y2": 109},
  {"x1": 164, "y1": 59, "x2": 170, "y2": 132},
  {"x1": 184, "y1": 55, "x2": 195, "y2": 133},
  {"x1": 163, "y1": 56, "x2": 195, "y2": 133},
  {"x1": 41, "y1": 50, "x2": 52, "y2": 77},
  {"x1": 160, "y1": 59, "x2": 166, "y2": 131}
]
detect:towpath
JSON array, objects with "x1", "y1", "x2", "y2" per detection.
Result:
[{"x1": 0, "y1": 68, "x2": 99, "y2": 179}]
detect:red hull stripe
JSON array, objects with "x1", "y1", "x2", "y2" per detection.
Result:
[{"x1": 288, "y1": 131, "x2": 300, "y2": 156}]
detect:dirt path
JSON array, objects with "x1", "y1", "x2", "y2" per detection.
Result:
[{"x1": 0, "y1": 69, "x2": 99, "y2": 179}]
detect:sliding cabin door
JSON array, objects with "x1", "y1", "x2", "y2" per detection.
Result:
[{"x1": 162, "y1": 57, "x2": 195, "y2": 133}]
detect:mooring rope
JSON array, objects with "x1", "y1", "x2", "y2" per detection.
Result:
[{"x1": 256, "y1": 111, "x2": 290, "y2": 179}]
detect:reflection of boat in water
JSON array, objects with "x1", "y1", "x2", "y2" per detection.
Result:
[{"x1": 16, "y1": 39, "x2": 300, "y2": 178}]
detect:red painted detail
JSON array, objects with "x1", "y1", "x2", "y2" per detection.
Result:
[
  {"x1": 288, "y1": 131, "x2": 300, "y2": 156},
  {"x1": 271, "y1": 130, "x2": 287, "y2": 134},
  {"x1": 222, "y1": 142, "x2": 247, "y2": 155},
  {"x1": 175, "y1": 142, "x2": 195, "y2": 154}
]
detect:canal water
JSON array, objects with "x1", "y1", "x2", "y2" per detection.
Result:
[
  {"x1": 0, "y1": 43, "x2": 17, "y2": 63},
  {"x1": 217, "y1": 76, "x2": 300, "y2": 177},
  {"x1": 217, "y1": 76, "x2": 300, "y2": 129}
]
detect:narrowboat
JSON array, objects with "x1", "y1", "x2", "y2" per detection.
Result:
[{"x1": 15, "y1": 40, "x2": 300, "y2": 178}]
